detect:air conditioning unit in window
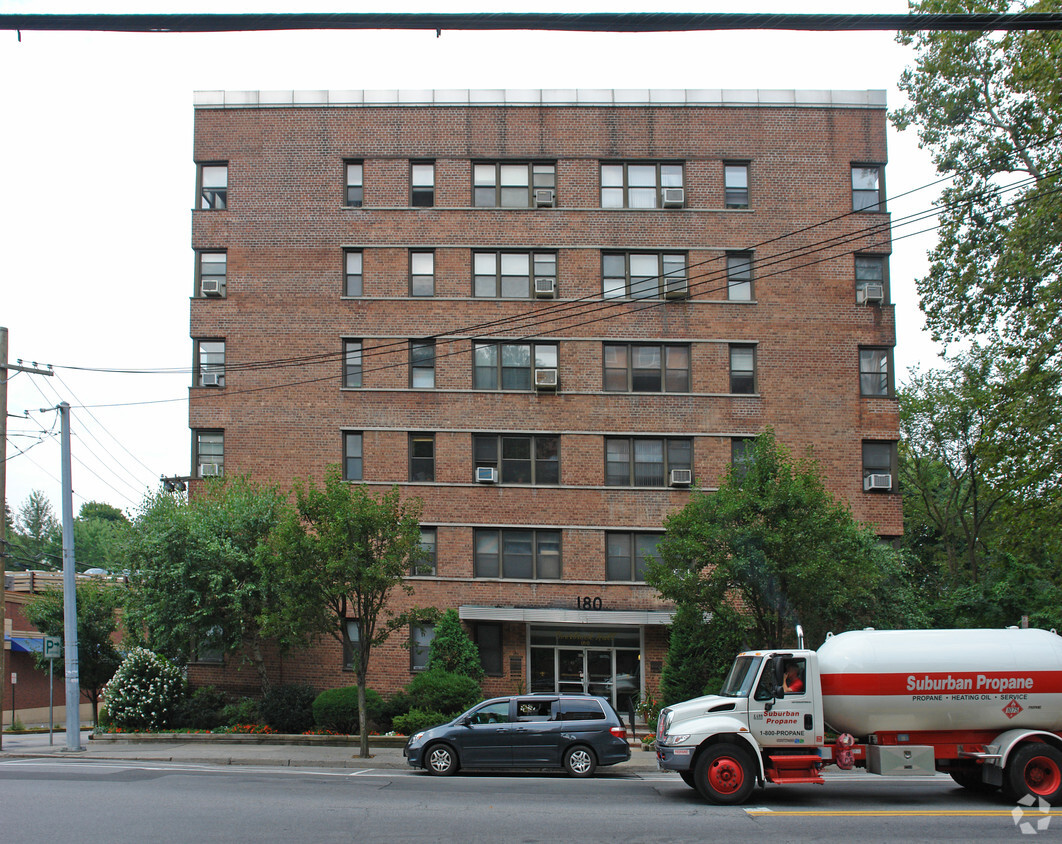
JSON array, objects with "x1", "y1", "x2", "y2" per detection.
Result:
[
  {"x1": 857, "y1": 283, "x2": 885, "y2": 305},
  {"x1": 864, "y1": 473, "x2": 892, "y2": 491},
  {"x1": 534, "y1": 277, "x2": 557, "y2": 298},
  {"x1": 201, "y1": 279, "x2": 223, "y2": 297},
  {"x1": 201, "y1": 373, "x2": 222, "y2": 387},
  {"x1": 200, "y1": 463, "x2": 221, "y2": 477},
  {"x1": 662, "y1": 187, "x2": 685, "y2": 208},
  {"x1": 663, "y1": 277, "x2": 689, "y2": 300},
  {"x1": 476, "y1": 466, "x2": 498, "y2": 484},
  {"x1": 534, "y1": 188, "x2": 555, "y2": 208},
  {"x1": 534, "y1": 368, "x2": 559, "y2": 390},
  {"x1": 669, "y1": 468, "x2": 693, "y2": 487}
]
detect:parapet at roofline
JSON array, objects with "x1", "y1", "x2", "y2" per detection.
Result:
[{"x1": 193, "y1": 88, "x2": 886, "y2": 109}]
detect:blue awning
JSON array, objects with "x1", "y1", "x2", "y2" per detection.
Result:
[{"x1": 5, "y1": 637, "x2": 44, "y2": 653}]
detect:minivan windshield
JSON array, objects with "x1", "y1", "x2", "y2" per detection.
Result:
[{"x1": 719, "y1": 655, "x2": 761, "y2": 697}]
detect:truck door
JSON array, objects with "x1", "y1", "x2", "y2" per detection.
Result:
[{"x1": 748, "y1": 656, "x2": 818, "y2": 748}]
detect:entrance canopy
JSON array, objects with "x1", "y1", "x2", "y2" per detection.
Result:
[
  {"x1": 5, "y1": 636, "x2": 43, "y2": 653},
  {"x1": 459, "y1": 606, "x2": 675, "y2": 626}
]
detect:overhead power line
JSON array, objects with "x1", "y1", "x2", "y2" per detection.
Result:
[{"x1": 2, "y1": 12, "x2": 1062, "y2": 34}]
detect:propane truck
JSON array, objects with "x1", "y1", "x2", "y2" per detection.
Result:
[{"x1": 655, "y1": 627, "x2": 1062, "y2": 805}]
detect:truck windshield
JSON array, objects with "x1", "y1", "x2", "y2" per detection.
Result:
[{"x1": 719, "y1": 656, "x2": 761, "y2": 697}]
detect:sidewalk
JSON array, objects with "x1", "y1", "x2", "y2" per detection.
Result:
[{"x1": 0, "y1": 731, "x2": 666, "y2": 774}]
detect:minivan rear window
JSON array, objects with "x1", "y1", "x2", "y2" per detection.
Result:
[{"x1": 557, "y1": 699, "x2": 605, "y2": 720}]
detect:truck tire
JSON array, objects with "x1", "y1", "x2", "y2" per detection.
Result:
[
  {"x1": 1005, "y1": 744, "x2": 1062, "y2": 804},
  {"x1": 679, "y1": 770, "x2": 696, "y2": 789},
  {"x1": 949, "y1": 768, "x2": 997, "y2": 794},
  {"x1": 693, "y1": 743, "x2": 756, "y2": 805}
]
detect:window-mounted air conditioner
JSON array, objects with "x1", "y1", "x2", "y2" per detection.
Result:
[
  {"x1": 534, "y1": 277, "x2": 557, "y2": 298},
  {"x1": 201, "y1": 372, "x2": 222, "y2": 387},
  {"x1": 663, "y1": 277, "x2": 689, "y2": 300},
  {"x1": 534, "y1": 188, "x2": 556, "y2": 208},
  {"x1": 857, "y1": 283, "x2": 885, "y2": 305},
  {"x1": 534, "y1": 368, "x2": 559, "y2": 390},
  {"x1": 669, "y1": 468, "x2": 693, "y2": 487},
  {"x1": 661, "y1": 187, "x2": 685, "y2": 208},
  {"x1": 476, "y1": 466, "x2": 498, "y2": 484},
  {"x1": 200, "y1": 463, "x2": 221, "y2": 477},
  {"x1": 864, "y1": 473, "x2": 892, "y2": 491},
  {"x1": 201, "y1": 279, "x2": 223, "y2": 297}
]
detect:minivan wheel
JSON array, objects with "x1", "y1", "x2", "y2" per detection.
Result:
[
  {"x1": 425, "y1": 743, "x2": 458, "y2": 776},
  {"x1": 564, "y1": 745, "x2": 597, "y2": 778}
]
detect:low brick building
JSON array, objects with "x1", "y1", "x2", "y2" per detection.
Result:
[{"x1": 186, "y1": 89, "x2": 900, "y2": 710}]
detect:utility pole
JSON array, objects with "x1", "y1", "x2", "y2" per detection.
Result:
[
  {"x1": 0, "y1": 327, "x2": 53, "y2": 748},
  {"x1": 58, "y1": 402, "x2": 82, "y2": 751}
]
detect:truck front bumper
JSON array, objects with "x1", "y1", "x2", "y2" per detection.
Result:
[{"x1": 656, "y1": 743, "x2": 695, "y2": 772}]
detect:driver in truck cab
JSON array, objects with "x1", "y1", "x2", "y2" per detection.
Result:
[{"x1": 783, "y1": 660, "x2": 804, "y2": 694}]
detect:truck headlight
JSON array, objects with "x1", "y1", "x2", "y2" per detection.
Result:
[{"x1": 665, "y1": 734, "x2": 691, "y2": 745}]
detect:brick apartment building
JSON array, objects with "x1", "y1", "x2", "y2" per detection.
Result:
[{"x1": 187, "y1": 88, "x2": 900, "y2": 710}]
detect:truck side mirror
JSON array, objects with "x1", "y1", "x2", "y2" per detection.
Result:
[{"x1": 772, "y1": 656, "x2": 786, "y2": 698}]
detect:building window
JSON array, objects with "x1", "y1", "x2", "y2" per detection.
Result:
[
  {"x1": 410, "y1": 340, "x2": 436, "y2": 388},
  {"x1": 473, "y1": 342, "x2": 557, "y2": 390},
  {"x1": 409, "y1": 434, "x2": 435, "y2": 482},
  {"x1": 342, "y1": 619, "x2": 361, "y2": 670},
  {"x1": 409, "y1": 251, "x2": 434, "y2": 297},
  {"x1": 855, "y1": 255, "x2": 887, "y2": 302},
  {"x1": 411, "y1": 161, "x2": 434, "y2": 207},
  {"x1": 473, "y1": 162, "x2": 555, "y2": 207},
  {"x1": 344, "y1": 250, "x2": 363, "y2": 297},
  {"x1": 343, "y1": 340, "x2": 363, "y2": 388},
  {"x1": 603, "y1": 344, "x2": 690, "y2": 393},
  {"x1": 343, "y1": 432, "x2": 363, "y2": 481},
  {"x1": 852, "y1": 164, "x2": 884, "y2": 212},
  {"x1": 605, "y1": 438, "x2": 692, "y2": 487},
  {"x1": 862, "y1": 441, "x2": 897, "y2": 492},
  {"x1": 345, "y1": 161, "x2": 364, "y2": 207},
  {"x1": 195, "y1": 339, "x2": 225, "y2": 388},
  {"x1": 473, "y1": 434, "x2": 559, "y2": 485},
  {"x1": 198, "y1": 163, "x2": 227, "y2": 210},
  {"x1": 606, "y1": 532, "x2": 663, "y2": 581},
  {"x1": 474, "y1": 623, "x2": 503, "y2": 676},
  {"x1": 727, "y1": 253, "x2": 753, "y2": 301},
  {"x1": 731, "y1": 437, "x2": 755, "y2": 478},
  {"x1": 860, "y1": 348, "x2": 892, "y2": 397},
  {"x1": 474, "y1": 528, "x2": 561, "y2": 579},
  {"x1": 724, "y1": 162, "x2": 749, "y2": 209},
  {"x1": 600, "y1": 162, "x2": 683, "y2": 208},
  {"x1": 473, "y1": 251, "x2": 556, "y2": 299},
  {"x1": 194, "y1": 430, "x2": 224, "y2": 478},
  {"x1": 197, "y1": 251, "x2": 227, "y2": 297},
  {"x1": 729, "y1": 345, "x2": 756, "y2": 394},
  {"x1": 411, "y1": 624, "x2": 434, "y2": 671},
  {"x1": 602, "y1": 252, "x2": 687, "y2": 300},
  {"x1": 412, "y1": 527, "x2": 437, "y2": 576},
  {"x1": 193, "y1": 627, "x2": 224, "y2": 664}
]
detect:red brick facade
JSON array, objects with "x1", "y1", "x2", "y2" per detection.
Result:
[{"x1": 187, "y1": 90, "x2": 899, "y2": 706}]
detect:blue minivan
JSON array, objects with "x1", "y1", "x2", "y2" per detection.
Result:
[{"x1": 403, "y1": 694, "x2": 630, "y2": 777}]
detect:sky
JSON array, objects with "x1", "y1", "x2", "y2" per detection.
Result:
[{"x1": 0, "y1": 0, "x2": 945, "y2": 522}]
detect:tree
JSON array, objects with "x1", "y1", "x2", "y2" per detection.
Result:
[
  {"x1": 124, "y1": 476, "x2": 292, "y2": 692},
  {"x1": 659, "y1": 604, "x2": 752, "y2": 707},
  {"x1": 11, "y1": 490, "x2": 61, "y2": 569},
  {"x1": 894, "y1": 0, "x2": 1062, "y2": 500},
  {"x1": 427, "y1": 609, "x2": 484, "y2": 679},
  {"x1": 74, "y1": 501, "x2": 130, "y2": 573},
  {"x1": 647, "y1": 430, "x2": 926, "y2": 649},
  {"x1": 265, "y1": 468, "x2": 434, "y2": 757},
  {"x1": 24, "y1": 580, "x2": 123, "y2": 725}
]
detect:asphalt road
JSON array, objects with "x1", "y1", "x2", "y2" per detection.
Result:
[{"x1": 0, "y1": 756, "x2": 1044, "y2": 843}]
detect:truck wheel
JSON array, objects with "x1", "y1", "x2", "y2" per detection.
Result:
[
  {"x1": 1006, "y1": 744, "x2": 1062, "y2": 804},
  {"x1": 949, "y1": 768, "x2": 997, "y2": 794},
  {"x1": 693, "y1": 744, "x2": 756, "y2": 805},
  {"x1": 679, "y1": 770, "x2": 696, "y2": 789}
]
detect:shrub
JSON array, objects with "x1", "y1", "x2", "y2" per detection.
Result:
[
  {"x1": 260, "y1": 683, "x2": 317, "y2": 734},
  {"x1": 173, "y1": 685, "x2": 229, "y2": 730},
  {"x1": 392, "y1": 709, "x2": 450, "y2": 736},
  {"x1": 405, "y1": 668, "x2": 481, "y2": 717},
  {"x1": 102, "y1": 648, "x2": 185, "y2": 730},
  {"x1": 427, "y1": 609, "x2": 484, "y2": 679},
  {"x1": 377, "y1": 691, "x2": 413, "y2": 732},
  {"x1": 312, "y1": 686, "x2": 384, "y2": 734},
  {"x1": 221, "y1": 697, "x2": 261, "y2": 726}
]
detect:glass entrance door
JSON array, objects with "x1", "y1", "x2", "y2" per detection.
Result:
[{"x1": 528, "y1": 627, "x2": 643, "y2": 710}]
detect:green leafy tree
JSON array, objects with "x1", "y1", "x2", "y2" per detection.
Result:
[
  {"x1": 124, "y1": 476, "x2": 292, "y2": 693},
  {"x1": 24, "y1": 580, "x2": 123, "y2": 725},
  {"x1": 894, "y1": 0, "x2": 1062, "y2": 502},
  {"x1": 264, "y1": 468, "x2": 435, "y2": 757},
  {"x1": 11, "y1": 489, "x2": 61, "y2": 569},
  {"x1": 427, "y1": 609, "x2": 484, "y2": 679},
  {"x1": 647, "y1": 430, "x2": 926, "y2": 649},
  {"x1": 659, "y1": 604, "x2": 752, "y2": 707}
]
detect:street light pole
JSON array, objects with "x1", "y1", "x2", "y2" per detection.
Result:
[{"x1": 58, "y1": 402, "x2": 82, "y2": 752}]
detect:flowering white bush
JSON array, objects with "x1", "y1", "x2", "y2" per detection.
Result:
[{"x1": 102, "y1": 648, "x2": 185, "y2": 730}]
